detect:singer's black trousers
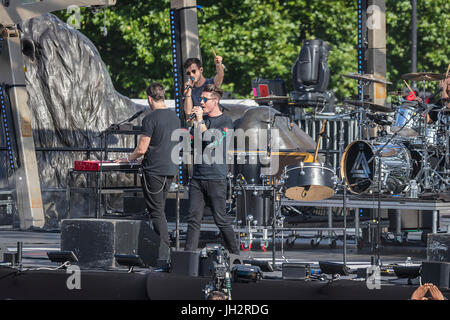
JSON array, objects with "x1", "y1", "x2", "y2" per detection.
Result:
[
  {"x1": 185, "y1": 178, "x2": 239, "y2": 254},
  {"x1": 141, "y1": 172, "x2": 173, "y2": 265}
]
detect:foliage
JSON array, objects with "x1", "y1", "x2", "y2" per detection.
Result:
[{"x1": 56, "y1": 0, "x2": 449, "y2": 100}]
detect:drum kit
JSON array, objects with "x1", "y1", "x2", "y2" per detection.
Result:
[
  {"x1": 230, "y1": 71, "x2": 450, "y2": 232},
  {"x1": 340, "y1": 71, "x2": 450, "y2": 196}
]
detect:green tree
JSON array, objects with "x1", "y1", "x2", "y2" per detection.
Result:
[
  {"x1": 58, "y1": 0, "x2": 173, "y2": 98},
  {"x1": 56, "y1": 0, "x2": 449, "y2": 100},
  {"x1": 386, "y1": 0, "x2": 450, "y2": 93}
]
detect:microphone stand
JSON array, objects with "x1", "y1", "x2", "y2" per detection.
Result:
[{"x1": 95, "y1": 109, "x2": 145, "y2": 218}]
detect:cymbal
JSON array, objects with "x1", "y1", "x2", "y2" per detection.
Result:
[
  {"x1": 344, "y1": 99, "x2": 392, "y2": 112},
  {"x1": 343, "y1": 72, "x2": 392, "y2": 85},
  {"x1": 433, "y1": 108, "x2": 450, "y2": 113},
  {"x1": 401, "y1": 72, "x2": 445, "y2": 81},
  {"x1": 253, "y1": 95, "x2": 289, "y2": 101}
]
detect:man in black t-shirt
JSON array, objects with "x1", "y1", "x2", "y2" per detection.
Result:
[
  {"x1": 185, "y1": 84, "x2": 239, "y2": 254},
  {"x1": 116, "y1": 83, "x2": 180, "y2": 269}
]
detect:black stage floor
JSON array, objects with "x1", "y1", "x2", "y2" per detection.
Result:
[{"x1": 0, "y1": 230, "x2": 447, "y2": 301}]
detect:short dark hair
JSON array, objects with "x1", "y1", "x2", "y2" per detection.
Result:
[
  {"x1": 183, "y1": 57, "x2": 202, "y2": 70},
  {"x1": 146, "y1": 82, "x2": 165, "y2": 101},
  {"x1": 203, "y1": 84, "x2": 223, "y2": 100}
]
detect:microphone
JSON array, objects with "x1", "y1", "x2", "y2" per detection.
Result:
[
  {"x1": 183, "y1": 77, "x2": 195, "y2": 95},
  {"x1": 128, "y1": 109, "x2": 145, "y2": 122},
  {"x1": 188, "y1": 112, "x2": 197, "y2": 122}
]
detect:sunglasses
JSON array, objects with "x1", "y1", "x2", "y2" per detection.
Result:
[
  {"x1": 186, "y1": 69, "x2": 197, "y2": 76},
  {"x1": 200, "y1": 97, "x2": 216, "y2": 103}
]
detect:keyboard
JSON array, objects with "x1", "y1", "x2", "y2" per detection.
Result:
[{"x1": 73, "y1": 160, "x2": 141, "y2": 172}]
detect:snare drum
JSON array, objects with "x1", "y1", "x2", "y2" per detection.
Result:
[{"x1": 284, "y1": 162, "x2": 336, "y2": 201}]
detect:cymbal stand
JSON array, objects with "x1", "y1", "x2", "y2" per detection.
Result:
[
  {"x1": 357, "y1": 79, "x2": 372, "y2": 140},
  {"x1": 366, "y1": 109, "x2": 424, "y2": 266},
  {"x1": 270, "y1": 178, "x2": 284, "y2": 270},
  {"x1": 439, "y1": 111, "x2": 450, "y2": 185},
  {"x1": 414, "y1": 106, "x2": 436, "y2": 191}
]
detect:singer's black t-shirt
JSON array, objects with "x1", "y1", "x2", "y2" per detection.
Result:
[
  {"x1": 191, "y1": 78, "x2": 215, "y2": 106},
  {"x1": 141, "y1": 108, "x2": 180, "y2": 176},
  {"x1": 192, "y1": 113, "x2": 232, "y2": 180}
]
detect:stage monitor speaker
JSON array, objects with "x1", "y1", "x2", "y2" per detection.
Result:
[
  {"x1": 171, "y1": 250, "x2": 200, "y2": 277},
  {"x1": 421, "y1": 261, "x2": 450, "y2": 289},
  {"x1": 393, "y1": 265, "x2": 421, "y2": 279},
  {"x1": 319, "y1": 261, "x2": 350, "y2": 276},
  {"x1": 243, "y1": 259, "x2": 273, "y2": 272},
  {"x1": 61, "y1": 219, "x2": 160, "y2": 268},
  {"x1": 282, "y1": 263, "x2": 310, "y2": 280}
]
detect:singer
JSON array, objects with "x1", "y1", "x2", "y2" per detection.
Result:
[
  {"x1": 115, "y1": 82, "x2": 180, "y2": 270},
  {"x1": 183, "y1": 56, "x2": 225, "y2": 120},
  {"x1": 184, "y1": 84, "x2": 239, "y2": 255}
]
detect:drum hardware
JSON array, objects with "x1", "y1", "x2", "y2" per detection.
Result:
[
  {"x1": 343, "y1": 73, "x2": 393, "y2": 142},
  {"x1": 366, "y1": 112, "x2": 392, "y2": 127},
  {"x1": 314, "y1": 119, "x2": 327, "y2": 162},
  {"x1": 344, "y1": 99, "x2": 393, "y2": 113},
  {"x1": 239, "y1": 215, "x2": 258, "y2": 251},
  {"x1": 260, "y1": 228, "x2": 269, "y2": 252}
]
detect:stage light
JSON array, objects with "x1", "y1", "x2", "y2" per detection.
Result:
[
  {"x1": 319, "y1": 261, "x2": 350, "y2": 276},
  {"x1": 114, "y1": 254, "x2": 144, "y2": 272},
  {"x1": 47, "y1": 251, "x2": 78, "y2": 264}
]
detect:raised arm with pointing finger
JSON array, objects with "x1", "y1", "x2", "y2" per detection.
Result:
[{"x1": 183, "y1": 55, "x2": 225, "y2": 119}]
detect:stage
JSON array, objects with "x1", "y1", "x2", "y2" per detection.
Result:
[{"x1": 1, "y1": 229, "x2": 447, "y2": 300}]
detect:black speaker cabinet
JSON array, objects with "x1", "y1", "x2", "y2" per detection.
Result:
[
  {"x1": 61, "y1": 219, "x2": 160, "y2": 268},
  {"x1": 171, "y1": 250, "x2": 200, "y2": 277},
  {"x1": 282, "y1": 263, "x2": 310, "y2": 280},
  {"x1": 421, "y1": 261, "x2": 450, "y2": 289}
]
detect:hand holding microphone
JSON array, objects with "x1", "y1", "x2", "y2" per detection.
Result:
[
  {"x1": 189, "y1": 106, "x2": 203, "y2": 122},
  {"x1": 183, "y1": 77, "x2": 195, "y2": 97}
]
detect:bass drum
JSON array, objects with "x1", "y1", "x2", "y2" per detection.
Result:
[{"x1": 340, "y1": 140, "x2": 421, "y2": 195}]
